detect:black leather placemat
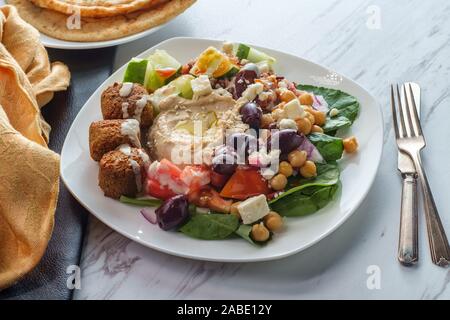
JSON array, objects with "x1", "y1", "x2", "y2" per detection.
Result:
[{"x1": 0, "y1": 47, "x2": 116, "y2": 300}]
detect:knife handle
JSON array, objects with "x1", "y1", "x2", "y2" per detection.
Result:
[{"x1": 398, "y1": 173, "x2": 419, "y2": 266}]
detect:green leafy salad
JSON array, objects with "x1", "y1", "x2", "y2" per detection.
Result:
[{"x1": 113, "y1": 42, "x2": 360, "y2": 245}]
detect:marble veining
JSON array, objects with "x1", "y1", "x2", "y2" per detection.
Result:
[{"x1": 74, "y1": 0, "x2": 450, "y2": 299}]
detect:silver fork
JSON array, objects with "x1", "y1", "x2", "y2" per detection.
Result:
[{"x1": 391, "y1": 83, "x2": 450, "y2": 267}]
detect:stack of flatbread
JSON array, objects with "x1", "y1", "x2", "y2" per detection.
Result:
[{"x1": 6, "y1": 0, "x2": 196, "y2": 42}]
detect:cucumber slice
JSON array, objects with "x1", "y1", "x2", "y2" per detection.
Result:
[
  {"x1": 170, "y1": 75, "x2": 195, "y2": 99},
  {"x1": 235, "y1": 44, "x2": 251, "y2": 60},
  {"x1": 234, "y1": 43, "x2": 276, "y2": 65},
  {"x1": 123, "y1": 58, "x2": 148, "y2": 85},
  {"x1": 217, "y1": 65, "x2": 240, "y2": 79},
  {"x1": 144, "y1": 62, "x2": 164, "y2": 92},
  {"x1": 148, "y1": 50, "x2": 181, "y2": 71},
  {"x1": 146, "y1": 50, "x2": 182, "y2": 90},
  {"x1": 247, "y1": 47, "x2": 276, "y2": 64}
]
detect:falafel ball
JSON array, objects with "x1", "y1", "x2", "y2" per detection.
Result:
[
  {"x1": 89, "y1": 119, "x2": 141, "y2": 161},
  {"x1": 98, "y1": 146, "x2": 150, "y2": 199},
  {"x1": 101, "y1": 82, "x2": 153, "y2": 126}
]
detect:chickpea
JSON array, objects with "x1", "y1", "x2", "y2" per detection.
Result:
[
  {"x1": 295, "y1": 117, "x2": 312, "y2": 135},
  {"x1": 251, "y1": 223, "x2": 270, "y2": 242},
  {"x1": 270, "y1": 173, "x2": 288, "y2": 191},
  {"x1": 271, "y1": 104, "x2": 286, "y2": 121},
  {"x1": 311, "y1": 125, "x2": 324, "y2": 133},
  {"x1": 279, "y1": 89, "x2": 297, "y2": 103},
  {"x1": 278, "y1": 161, "x2": 293, "y2": 177},
  {"x1": 311, "y1": 110, "x2": 326, "y2": 126},
  {"x1": 261, "y1": 113, "x2": 275, "y2": 129},
  {"x1": 300, "y1": 160, "x2": 317, "y2": 178},
  {"x1": 299, "y1": 93, "x2": 314, "y2": 106},
  {"x1": 230, "y1": 202, "x2": 241, "y2": 219},
  {"x1": 288, "y1": 150, "x2": 307, "y2": 168},
  {"x1": 302, "y1": 105, "x2": 313, "y2": 112},
  {"x1": 343, "y1": 136, "x2": 358, "y2": 153},
  {"x1": 305, "y1": 111, "x2": 315, "y2": 125},
  {"x1": 264, "y1": 211, "x2": 284, "y2": 232}
]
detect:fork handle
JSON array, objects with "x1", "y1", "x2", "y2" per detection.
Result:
[
  {"x1": 398, "y1": 173, "x2": 419, "y2": 266},
  {"x1": 411, "y1": 152, "x2": 450, "y2": 267}
]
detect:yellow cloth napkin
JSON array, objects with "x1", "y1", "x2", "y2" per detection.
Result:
[{"x1": 0, "y1": 5, "x2": 70, "y2": 289}]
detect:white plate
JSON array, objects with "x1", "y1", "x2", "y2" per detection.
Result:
[
  {"x1": 61, "y1": 37, "x2": 383, "y2": 262},
  {"x1": 0, "y1": 0, "x2": 165, "y2": 49}
]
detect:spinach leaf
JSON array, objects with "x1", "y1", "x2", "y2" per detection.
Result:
[
  {"x1": 308, "y1": 133, "x2": 344, "y2": 162},
  {"x1": 322, "y1": 116, "x2": 352, "y2": 133},
  {"x1": 180, "y1": 213, "x2": 239, "y2": 240},
  {"x1": 235, "y1": 224, "x2": 256, "y2": 245},
  {"x1": 269, "y1": 163, "x2": 340, "y2": 217},
  {"x1": 297, "y1": 84, "x2": 360, "y2": 133},
  {"x1": 271, "y1": 163, "x2": 340, "y2": 202},
  {"x1": 270, "y1": 184, "x2": 339, "y2": 217}
]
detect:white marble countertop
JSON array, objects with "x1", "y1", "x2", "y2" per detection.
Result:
[{"x1": 74, "y1": 0, "x2": 450, "y2": 299}]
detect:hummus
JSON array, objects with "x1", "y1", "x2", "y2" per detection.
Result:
[{"x1": 147, "y1": 91, "x2": 248, "y2": 166}]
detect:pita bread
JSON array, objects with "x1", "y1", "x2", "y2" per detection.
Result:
[
  {"x1": 6, "y1": 0, "x2": 196, "y2": 42},
  {"x1": 30, "y1": 0, "x2": 168, "y2": 18}
]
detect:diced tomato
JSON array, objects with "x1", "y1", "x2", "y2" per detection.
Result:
[
  {"x1": 210, "y1": 171, "x2": 230, "y2": 189},
  {"x1": 220, "y1": 168, "x2": 271, "y2": 200},
  {"x1": 146, "y1": 179, "x2": 177, "y2": 200},
  {"x1": 157, "y1": 159, "x2": 183, "y2": 179},
  {"x1": 180, "y1": 165, "x2": 210, "y2": 191},
  {"x1": 155, "y1": 68, "x2": 177, "y2": 79},
  {"x1": 146, "y1": 159, "x2": 188, "y2": 196}
]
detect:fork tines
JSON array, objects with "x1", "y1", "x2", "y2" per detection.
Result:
[{"x1": 391, "y1": 84, "x2": 422, "y2": 140}]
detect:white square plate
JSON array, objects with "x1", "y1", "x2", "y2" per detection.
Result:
[{"x1": 61, "y1": 37, "x2": 383, "y2": 262}]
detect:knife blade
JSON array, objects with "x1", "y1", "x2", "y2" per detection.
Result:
[{"x1": 397, "y1": 82, "x2": 420, "y2": 266}]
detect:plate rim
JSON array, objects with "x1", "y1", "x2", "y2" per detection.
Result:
[
  {"x1": 61, "y1": 36, "x2": 384, "y2": 262},
  {"x1": 40, "y1": 25, "x2": 165, "y2": 50}
]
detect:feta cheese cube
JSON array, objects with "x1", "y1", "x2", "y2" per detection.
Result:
[
  {"x1": 241, "y1": 83, "x2": 264, "y2": 101},
  {"x1": 257, "y1": 61, "x2": 271, "y2": 74},
  {"x1": 237, "y1": 194, "x2": 271, "y2": 225},
  {"x1": 191, "y1": 75, "x2": 213, "y2": 99},
  {"x1": 272, "y1": 107, "x2": 286, "y2": 121},
  {"x1": 284, "y1": 98, "x2": 306, "y2": 120},
  {"x1": 260, "y1": 167, "x2": 276, "y2": 180},
  {"x1": 279, "y1": 118, "x2": 298, "y2": 130}
]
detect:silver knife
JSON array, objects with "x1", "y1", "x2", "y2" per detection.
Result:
[{"x1": 397, "y1": 82, "x2": 420, "y2": 266}]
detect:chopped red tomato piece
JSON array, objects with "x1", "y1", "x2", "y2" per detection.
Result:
[
  {"x1": 180, "y1": 165, "x2": 210, "y2": 191},
  {"x1": 220, "y1": 168, "x2": 270, "y2": 200},
  {"x1": 146, "y1": 159, "x2": 188, "y2": 197},
  {"x1": 155, "y1": 68, "x2": 177, "y2": 79},
  {"x1": 146, "y1": 179, "x2": 177, "y2": 200},
  {"x1": 157, "y1": 159, "x2": 183, "y2": 179}
]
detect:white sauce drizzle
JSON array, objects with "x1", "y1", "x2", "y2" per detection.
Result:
[
  {"x1": 117, "y1": 144, "x2": 143, "y2": 192},
  {"x1": 137, "y1": 149, "x2": 150, "y2": 164},
  {"x1": 130, "y1": 160, "x2": 142, "y2": 193},
  {"x1": 120, "y1": 119, "x2": 141, "y2": 147},
  {"x1": 133, "y1": 95, "x2": 147, "y2": 122},
  {"x1": 119, "y1": 82, "x2": 133, "y2": 97},
  {"x1": 118, "y1": 144, "x2": 131, "y2": 156},
  {"x1": 121, "y1": 102, "x2": 129, "y2": 118}
]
